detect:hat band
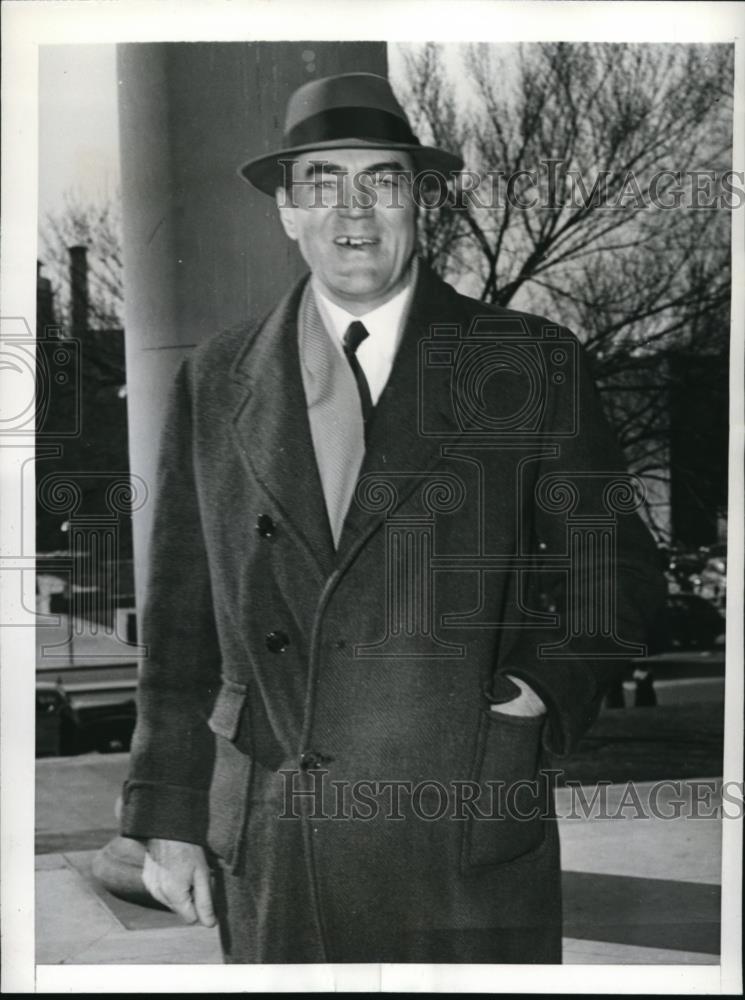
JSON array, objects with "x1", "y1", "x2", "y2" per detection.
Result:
[{"x1": 285, "y1": 106, "x2": 420, "y2": 149}]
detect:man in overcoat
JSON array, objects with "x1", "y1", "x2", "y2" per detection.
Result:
[{"x1": 120, "y1": 72, "x2": 665, "y2": 964}]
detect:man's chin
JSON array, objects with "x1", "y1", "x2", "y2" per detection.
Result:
[{"x1": 325, "y1": 275, "x2": 395, "y2": 306}]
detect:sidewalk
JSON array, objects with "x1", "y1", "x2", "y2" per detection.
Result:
[{"x1": 36, "y1": 753, "x2": 721, "y2": 965}]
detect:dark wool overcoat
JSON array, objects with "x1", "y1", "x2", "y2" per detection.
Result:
[{"x1": 121, "y1": 262, "x2": 665, "y2": 964}]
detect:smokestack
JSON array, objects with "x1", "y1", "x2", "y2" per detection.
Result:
[
  {"x1": 36, "y1": 260, "x2": 57, "y2": 332},
  {"x1": 69, "y1": 245, "x2": 89, "y2": 336}
]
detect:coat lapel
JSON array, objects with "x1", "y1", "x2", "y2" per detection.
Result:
[
  {"x1": 230, "y1": 277, "x2": 336, "y2": 578},
  {"x1": 335, "y1": 264, "x2": 463, "y2": 564}
]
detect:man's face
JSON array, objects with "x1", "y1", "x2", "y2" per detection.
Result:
[{"x1": 276, "y1": 147, "x2": 417, "y2": 314}]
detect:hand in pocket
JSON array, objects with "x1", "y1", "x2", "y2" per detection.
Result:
[{"x1": 490, "y1": 675, "x2": 547, "y2": 718}]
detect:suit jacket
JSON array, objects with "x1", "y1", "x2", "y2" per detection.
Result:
[{"x1": 121, "y1": 261, "x2": 665, "y2": 963}]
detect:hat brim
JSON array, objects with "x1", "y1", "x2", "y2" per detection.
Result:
[{"x1": 238, "y1": 138, "x2": 464, "y2": 196}]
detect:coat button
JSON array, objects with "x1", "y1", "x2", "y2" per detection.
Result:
[
  {"x1": 300, "y1": 750, "x2": 330, "y2": 770},
  {"x1": 265, "y1": 630, "x2": 289, "y2": 653},
  {"x1": 256, "y1": 514, "x2": 277, "y2": 538}
]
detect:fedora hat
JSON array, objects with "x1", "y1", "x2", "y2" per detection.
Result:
[{"x1": 238, "y1": 72, "x2": 464, "y2": 195}]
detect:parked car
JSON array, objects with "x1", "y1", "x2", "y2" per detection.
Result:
[
  {"x1": 691, "y1": 554, "x2": 727, "y2": 611},
  {"x1": 662, "y1": 544, "x2": 727, "y2": 609},
  {"x1": 35, "y1": 676, "x2": 137, "y2": 757},
  {"x1": 655, "y1": 592, "x2": 726, "y2": 652},
  {"x1": 36, "y1": 682, "x2": 76, "y2": 757},
  {"x1": 36, "y1": 611, "x2": 140, "y2": 757}
]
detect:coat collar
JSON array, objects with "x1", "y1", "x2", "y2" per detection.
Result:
[
  {"x1": 229, "y1": 261, "x2": 466, "y2": 576},
  {"x1": 229, "y1": 276, "x2": 337, "y2": 578}
]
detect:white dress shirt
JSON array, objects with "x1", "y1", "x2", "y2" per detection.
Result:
[{"x1": 312, "y1": 256, "x2": 419, "y2": 405}]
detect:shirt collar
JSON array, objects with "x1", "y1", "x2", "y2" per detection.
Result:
[{"x1": 312, "y1": 255, "x2": 418, "y2": 361}]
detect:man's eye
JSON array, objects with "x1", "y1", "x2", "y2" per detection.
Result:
[{"x1": 314, "y1": 178, "x2": 339, "y2": 189}]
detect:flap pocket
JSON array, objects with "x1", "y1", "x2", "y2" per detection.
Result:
[
  {"x1": 207, "y1": 680, "x2": 252, "y2": 872},
  {"x1": 208, "y1": 680, "x2": 248, "y2": 743},
  {"x1": 462, "y1": 708, "x2": 548, "y2": 872}
]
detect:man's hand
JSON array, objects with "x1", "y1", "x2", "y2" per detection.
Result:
[
  {"x1": 491, "y1": 675, "x2": 547, "y2": 718},
  {"x1": 142, "y1": 838, "x2": 216, "y2": 927}
]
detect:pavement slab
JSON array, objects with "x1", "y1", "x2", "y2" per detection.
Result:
[
  {"x1": 562, "y1": 937, "x2": 719, "y2": 965},
  {"x1": 562, "y1": 871, "x2": 720, "y2": 954},
  {"x1": 67, "y1": 925, "x2": 222, "y2": 965},
  {"x1": 36, "y1": 753, "x2": 128, "y2": 844},
  {"x1": 555, "y1": 781, "x2": 722, "y2": 884},
  {"x1": 35, "y1": 861, "x2": 125, "y2": 965}
]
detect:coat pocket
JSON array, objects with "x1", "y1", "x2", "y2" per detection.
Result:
[
  {"x1": 206, "y1": 680, "x2": 253, "y2": 871},
  {"x1": 461, "y1": 708, "x2": 548, "y2": 872}
]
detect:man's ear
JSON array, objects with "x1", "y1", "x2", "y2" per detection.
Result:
[{"x1": 276, "y1": 188, "x2": 298, "y2": 241}]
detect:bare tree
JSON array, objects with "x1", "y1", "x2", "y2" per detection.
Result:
[
  {"x1": 38, "y1": 191, "x2": 126, "y2": 400},
  {"x1": 39, "y1": 191, "x2": 124, "y2": 330},
  {"x1": 394, "y1": 42, "x2": 733, "y2": 540}
]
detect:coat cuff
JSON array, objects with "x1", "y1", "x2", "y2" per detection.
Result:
[{"x1": 119, "y1": 779, "x2": 209, "y2": 846}]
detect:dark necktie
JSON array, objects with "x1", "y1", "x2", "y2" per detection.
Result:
[{"x1": 343, "y1": 321, "x2": 374, "y2": 438}]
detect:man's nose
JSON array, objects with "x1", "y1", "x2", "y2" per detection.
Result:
[{"x1": 336, "y1": 174, "x2": 374, "y2": 216}]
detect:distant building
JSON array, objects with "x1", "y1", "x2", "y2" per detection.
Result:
[
  {"x1": 669, "y1": 349, "x2": 729, "y2": 548},
  {"x1": 36, "y1": 248, "x2": 134, "y2": 625}
]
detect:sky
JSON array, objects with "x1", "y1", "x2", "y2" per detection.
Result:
[{"x1": 38, "y1": 44, "x2": 120, "y2": 223}]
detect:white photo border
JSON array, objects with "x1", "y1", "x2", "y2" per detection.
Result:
[{"x1": 1, "y1": 0, "x2": 743, "y2": 994}]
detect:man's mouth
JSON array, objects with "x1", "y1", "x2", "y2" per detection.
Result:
[{"x1": 334, "y1": 236, "x2": 378, "y2": 249}]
